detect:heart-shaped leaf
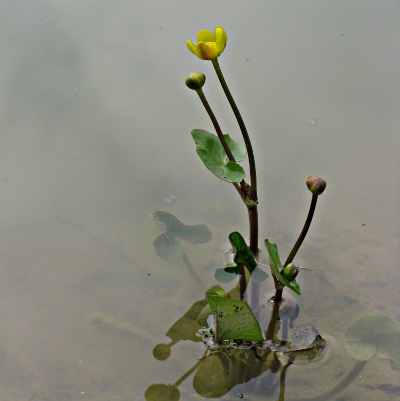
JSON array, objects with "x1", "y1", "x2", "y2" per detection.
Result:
[
  {"x1": 206, "y1": 291, "x2": 263, "y2": 342},
  {"x1": 344, "y1": 314, "x2": 400, "y2": 362},
  {"x1": 153, "y1": 233, "x2": 183, "y2": 262},
  {"x1": 191, "y1": 129, "x2": 246, "y2": 183},
  {"x1": 152, "y1": 210, "x2": 211, "y2": 244}
]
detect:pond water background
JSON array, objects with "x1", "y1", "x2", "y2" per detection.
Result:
[{"x1": 0, "y1": 1, "x2": 399, "y2": 400}]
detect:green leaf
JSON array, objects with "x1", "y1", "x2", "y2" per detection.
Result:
[
  {"x1": 214, "y1": 266, "x2": 240, "y2": 283},
  {"x1": 153, "y1": 233, "x2": 183, "y2": 261},
  {"x1": 152, "y1": 210, "x2": 211, "y2": 244},
  {"x1": 206, "y1": 292, "x2": 263, "y2": 342},
  {"x1": 191, "y1": 129, "x2": 246, "y2": 183},
  {"x1": 264, "y1": 239, "x2": 301, "y2": 295},
  {"x1": 229, "y1": 232, "x2": 258, "y2": 274}
]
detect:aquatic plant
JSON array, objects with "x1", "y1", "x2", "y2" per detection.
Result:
[{"x1": 142, "y1": 25, "x2": 399, "y2": 401}]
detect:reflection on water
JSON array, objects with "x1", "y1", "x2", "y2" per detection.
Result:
[{"x1": 146, "y1": 286, "x2": 328, "y2": 401}]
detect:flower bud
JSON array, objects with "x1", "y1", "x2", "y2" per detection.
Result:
[
  {"x1": 306, "y1": 176, "x2": 327, "y2": 196},
  {"x1": 185, "y1": 72, "x2": 206, "y2": 91},
  {"x1": 281, "y1": 263, "x2": 299, "y2": 281}
]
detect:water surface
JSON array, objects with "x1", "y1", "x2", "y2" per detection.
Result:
[{"x1": 0, "y1": 1, "x2": 399, "y2": 400}]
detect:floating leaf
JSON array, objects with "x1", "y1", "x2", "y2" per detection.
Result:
[
  {"x1": 250, "y1": 266, "x2": 269, "y2": 283},
  {"x1": 344, "y1": 314, "x2": 400, "y2": 362},
  {"x1": 191, "y1": 129, "x2": 246, "y2": 183},
  {"x1": 264, "y1": 239, "x2": 301, "y2": 295},
  {"x1": 152, "y1": 210, "x2": 211, "y2": 244},
  {"x1": 206, "y1": 291, "x2": 263, "y2": 342},
  {"x1": 153, "y1": 233, "x2": 183, "y2": 261},
  {"x1": 214, "y1": 267, "x2": 240, "y2": 283}
]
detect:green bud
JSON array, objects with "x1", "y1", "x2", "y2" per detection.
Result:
[
  {"x1": 185, "y1": 72, "x2": 206, "y2": 91},
  {"x1": 306, "y1": 175, "x2": 327, "y2": 196},
  {"x1": 281, "y1": 263, "x2": 299, "y2": 281}
]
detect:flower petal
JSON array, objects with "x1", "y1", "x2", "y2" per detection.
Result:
[
  {"x1": 197, "y1": 29, "x2": 214, "y2": 43},
  {"x1": 187, "y1": 26, "x2": 227, "y2": 60},
  {"x1": 186, "y1": 39, "x2": 197, "y2": 56},
  {"x1": 197, "y1": 42, "x2": 218, "y2": 60},
  {"x1": 215, "y1": 26, "x2": 227, "y2": 54}
]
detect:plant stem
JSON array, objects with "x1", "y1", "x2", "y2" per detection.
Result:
[
  {"x1": 196, "y1": 88, "x2": 244, "y2": 200},
  {"x1": 266, "y1": 193, "x2": 319, "y2": 339},
  {"x1": 293, "y1": 361, "x2": 367, "y2": 401},
  {"x1": 197, "y1": 63, "x2": 261, "y2": 304},
  {"x1": 196, "y1": 89, "x2": 236, "y2": 162},
  {"x1": 173, "y1": 358, "x2": 204, "y2": 387},
  {"x1": 238, "y1": 263, "x2": 247, "y2": 302},
  {"x1": 212, "y1": 58, "x2": 257, "y2": 192},
  {"x1": 248, "y1": 205, "x2": 258, "y2": 254},
  {"x1": 278, "y1": 362, "x2": 293, "y2": 401},
  {"x1": 210, "y1": 59, "x2": 261, "y2": 308},
  {"x1": 284, "y1": 193, "x2": 318, "y2": 267},
  {"x1": 249, "y1": 204, "x2": 260, "y2": 314},
  {"x1": 265, "y1": 295, "x2": 282, "y2": 341},
  {"x1": 181, "y1": 253, "x2": 207, "y2": 292}
]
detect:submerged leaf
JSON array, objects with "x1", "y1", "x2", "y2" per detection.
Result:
[
  {"x1": 206, "y1": 292, "x2": 263, "y2": 342},
  {"x1": 152, "y1": 210, "x2": 211, "y2": 244},
  {"x1": 153, "y1": 233, "x2": 183, "y2": 261},
  {"x1": 264, "y1": 239, "x2": 301, "y2": 295},
  {"x1": 344, "y1": 314, "x2": 400, "y2": 362},
  {"x1": 191, "y1": 129, "x2": 246, "y2": 183},
  {"x1": 250, "y1": 266, "x2": 269, "y2": 283},
  {"x1": 214, "y1": 267, "x2": 240, "y2": 283}
]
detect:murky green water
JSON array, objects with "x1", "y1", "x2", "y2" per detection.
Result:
[{"x1": 0, "y1": 1, "x2": 399, "y2": 400}]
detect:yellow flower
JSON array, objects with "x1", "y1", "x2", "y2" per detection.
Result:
[{"x1": 186, "y1": 26, "x2": 227, "y2": 60}]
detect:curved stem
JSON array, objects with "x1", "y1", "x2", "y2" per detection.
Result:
[
  {"x1": 181, "y1": 253, "x2": 207, "y2": 292},
  {"x1": 196, "y1": 89, "x2": 236, "y2": 162},
  {"x1": 211, "y1": 58, "x2": 257, "y2": 192},
  {"x1": 248, "y1": 206, "x2": 258, "y2": 254},
  {"x1": 278, "y1": 362, "x2": 293, "y2": 401},
  {"x1": 195, "y1": 88, "x2": 248, "y2": 298},
  {"x1": 195, "y1": 89, "x2": 244, "y2": 201},
  {"x1": 293, "y1": 361, "x2": 366, "y2": 401},
  {"x1": 265, "y1": 295, "x2": 282, "y2": 341},
  {"x1": 284, "y1": 193, "x2": 318, "y2": 267},
  {"x1": 173, "y1": 358, "x2": 204, "y2": 387}
]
